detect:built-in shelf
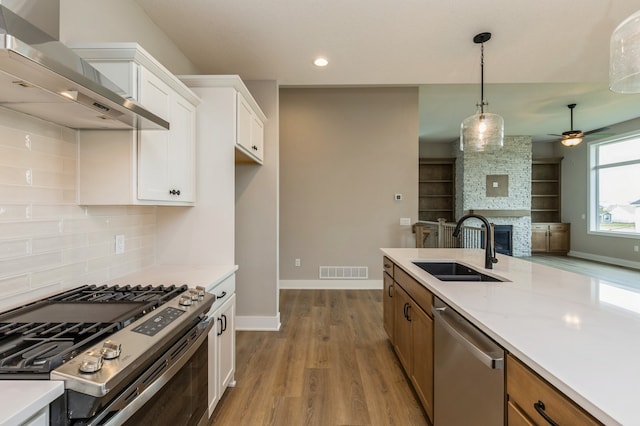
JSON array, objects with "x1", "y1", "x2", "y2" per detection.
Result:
[
  {"x1": 531, "y1": 158, "x2": 562, "y2": 223},
  {"x1": 419, "y1": 159, "x2": 455, "y2": 222}
]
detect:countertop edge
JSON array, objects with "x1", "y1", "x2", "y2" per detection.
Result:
[{"x1": 0, "y1": 381, "x2": 64, "y2": 426}]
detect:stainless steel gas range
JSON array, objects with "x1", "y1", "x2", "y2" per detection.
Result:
[{"x1": 0, "y1": 283, "x2": 214, "y2": 425}]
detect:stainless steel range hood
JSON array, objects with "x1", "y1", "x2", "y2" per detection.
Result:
[{"x1": 0, "y1": 1, "x2": 168, "y2": 130}]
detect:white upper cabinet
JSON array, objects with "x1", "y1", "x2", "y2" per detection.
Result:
[
  {"x1": 236, "y1": 92, "x2": 264, "y2": 163},
  {"x1": 180, "y1": 75, "x2": 266, "y2": 165},
  {"x1": 74, "y1": 43, "x2": 199, "y2": 205}
]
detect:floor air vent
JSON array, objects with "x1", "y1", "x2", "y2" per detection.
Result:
[{"x1": 319, "y1": 266, "x2": 368, "y2": 280}]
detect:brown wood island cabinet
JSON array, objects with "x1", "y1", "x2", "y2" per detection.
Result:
[
  {"x1": 383, "y1": 258, "x2": 434, "y2": 423},
  {"x1": 384, "y1": 257, "x2": 604, "y2": 426},
  {"x1": 506, "y1": 354, "x2": 602, "y2": 425}
]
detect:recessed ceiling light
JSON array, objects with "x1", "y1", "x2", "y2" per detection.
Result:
[{"x1": 313, "y1": 57, "x2": 328, "y2": 67}]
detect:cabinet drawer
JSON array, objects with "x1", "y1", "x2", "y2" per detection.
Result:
[
  {"x1": 506, "y1": 355, "x2": 601, "y2": 426},
  {"x1": 394, "y1": 267, "x2": 432, "y2": 316},
  {"x1": 507, "y1": 401, "x2": 534, "y2": 426},
  {"x1": 383, "y1": 256, "x2": 394, "y2": 277}
]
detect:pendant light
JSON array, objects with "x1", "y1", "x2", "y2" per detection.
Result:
[
  {"x1": 460, "y1": 32, "x2": 504, "y2": 151},
  {"x1": 610, "y1": 10, "x2": 640, "y2": 93}
]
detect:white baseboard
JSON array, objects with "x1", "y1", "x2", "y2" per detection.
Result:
[
  {"x1": 279, "y1": 279, "x2": 383, "y2": 290},
  {"x1": 236, "y1": 313, "x2": 281, "y2": 331},
  {"x1": 568, "y1": 250, "x2": 640, "y2": 270}
]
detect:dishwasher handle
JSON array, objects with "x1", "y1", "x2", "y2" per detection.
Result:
[{"x1": 432, "y1": 305, "x2": 504, "y2": 370}]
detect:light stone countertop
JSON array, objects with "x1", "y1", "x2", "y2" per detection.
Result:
[
  {"x1": 381, "y1": 247, "x2": 640, "y2": 426},
  {"x1": 0, "y1": 381, "x2": 63, "y2": 426}
]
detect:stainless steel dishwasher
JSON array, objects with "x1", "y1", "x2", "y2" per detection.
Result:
[{"x1": 432, "y1": 297, "x2": 505, "y2": 425}]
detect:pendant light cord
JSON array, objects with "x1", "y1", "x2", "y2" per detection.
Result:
[{"x1": 480, "y1": 41, "x2": 485, "y2": 114}]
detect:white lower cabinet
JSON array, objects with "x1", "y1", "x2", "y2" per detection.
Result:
[{"x1": 207, "y1": 279, "x2": 236, "y2": 417}]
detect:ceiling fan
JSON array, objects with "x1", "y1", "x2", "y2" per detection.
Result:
[{"x1": 549, "y1": 103, "x2": 611, "y2": 147}]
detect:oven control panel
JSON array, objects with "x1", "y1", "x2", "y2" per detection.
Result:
[
  {"x1": 132, "y1": 307, "x2": 185, "y2": 336},
  {"x1": 50, "y1": 289, "x2": 214, "y2": 397}
]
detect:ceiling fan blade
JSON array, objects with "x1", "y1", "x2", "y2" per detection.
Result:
[{"x1": 583, "y1": 126, "x2": 610, "y2": 136}]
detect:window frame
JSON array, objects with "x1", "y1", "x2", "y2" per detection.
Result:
[{"x1": 588, "y1": 131, "x2": 640, "y2": 238}]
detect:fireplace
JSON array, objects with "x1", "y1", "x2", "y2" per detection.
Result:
[
  {"x1": 493, "y1": 225, "x2": 513, "y2": 256},
  {"x1": 482, "y1": 224, "x2": 513, "y2": 256}
]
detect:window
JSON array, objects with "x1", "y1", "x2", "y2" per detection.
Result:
[{"x1": 590, "y1": 135, "x2": 640, "y2": 236}]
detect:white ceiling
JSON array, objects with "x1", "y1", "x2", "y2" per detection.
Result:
[{"x1": 135, "y1": 0, "x2": 640, "y2": 144}]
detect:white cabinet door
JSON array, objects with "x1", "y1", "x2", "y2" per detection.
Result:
[
  {"x1": 217, "y1": 293, "x2": 236, "y2": 391},
  {"x1": 207, "y1": 291, "x2": 236, "y2": 417},
  {"x1": 235, "y1": 91, "x2": 263, "y2": 163},
  {"x1": 250, "y1": 113, "x2": 264, "y2": 161},
  {"x1": 236, "y1": 92, "x2": 253, "y2": 153},
  {"x1": 138, "y1": 68, "x2": 172, "y2": 201},
  {"x1": 167, "y1": 95, "x2": 196, "y2": 202}
]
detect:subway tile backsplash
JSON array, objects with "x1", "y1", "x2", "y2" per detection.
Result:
[{"x1": 0, "y1": 108, "x2": 156, "y2": 311}]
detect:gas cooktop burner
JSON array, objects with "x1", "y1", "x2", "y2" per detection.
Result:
[{"x1": 0, "y1": 284, "x2": 189, "y2": 375}]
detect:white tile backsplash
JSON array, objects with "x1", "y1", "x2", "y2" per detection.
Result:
[{"x1": 0, "y1": 107, "x2": 156, "y2": 311}]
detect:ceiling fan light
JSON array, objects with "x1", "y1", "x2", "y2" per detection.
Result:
[
  {"x1": 610, "y1": 9, "x2": 640, "y2": 93},
  {"x1": 460, "y1": 107, "x2": 504, "y2": 151},
  {"x1": 561, "y1": 137, "x2": 583, "y2": 147}
]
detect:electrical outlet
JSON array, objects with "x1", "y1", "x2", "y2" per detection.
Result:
[
  {"x1": 394, "y1": 193, "x2": 402, "y2": 201},
  {"x1": 634, "y1": 245, "x2": 639, "y2": 253},
  {"x1": 400, "y1": 217, "x2": 411, "y2": 226},
  {"x1": 295, "y1": 258, "x2": 301, "y2": 267},
  {"x1": 115, "y1": 234, "x2": 125, "y2": 254}
]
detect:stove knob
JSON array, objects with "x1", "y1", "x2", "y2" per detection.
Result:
[
  {"x1": 195, "y1": 286, "x2": 206, "y2": 299},
  {"x1": 100, "y1": 340, "x2": 121, "y2": 360},
  {"x1": 79, "y1": 351, "x2": 103, "y2": 374},
  {"x1": 179, "y1": 295, "x2": 193, "y2": 306},
  {"x1": 188, "y1": 289, "x2": 200, "y2": 301}
]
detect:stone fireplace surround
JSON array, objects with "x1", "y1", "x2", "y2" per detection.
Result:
[{"x1": 456, "y1": 136, "x2": 533, "y2": 257}]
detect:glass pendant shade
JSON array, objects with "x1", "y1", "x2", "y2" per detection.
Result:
[
  {"x1": 610, "y1": 9, "x2": 640, "y2": 93},
  {"x1": 460, "y1": 105, "x2": 504, "y2": 151}
]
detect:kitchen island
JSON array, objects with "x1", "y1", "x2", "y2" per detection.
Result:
[{"x1": 382, "y1": 248, "x2": 640, "y2": 426}]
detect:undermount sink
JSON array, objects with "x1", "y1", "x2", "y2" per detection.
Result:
[{"x1": 412, "y1": 261, "x2": 504, "y2": 282}]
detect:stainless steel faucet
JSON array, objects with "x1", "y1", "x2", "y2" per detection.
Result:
[{"x1": 452, "y1": 214, "x2": 498, "y2": 269}]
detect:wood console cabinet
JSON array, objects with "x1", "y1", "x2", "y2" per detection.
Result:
[
  {"x1": 507, "y1": 354, "x2": 601, "y2": 425},
  {"x1": 390, "y1": 263, "x2": 434, "y2": 422},
  {"x1": 531, "y1": 223, "x2": 570, "y2": 254}
]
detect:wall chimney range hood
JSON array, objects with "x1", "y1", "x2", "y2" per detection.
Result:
[{"x1": 0, "y1": 1, "x2": 168, "y2": 130}]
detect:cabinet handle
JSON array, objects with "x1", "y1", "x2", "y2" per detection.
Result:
[
  {"x1": 251, "y1": 145, "x2": 258, "y2": 151},
  {"x1": 169, "y1": 189, "x2": 181, "y2": 196},
  {"x1": 534, "y1": 400, "x2": 559, "y2": 426},
  {"x1": 221, "y1": 314, "x2": 227, "y2": 333},
  {"x1": 217, "y1": 317, "x2": 224, "y2": 336},
  {"x1": 388, "y1": 285, "x2": 393, "y2": 298},
  {"x1": 218, "y1": 290, "x2": 227, "y2": 299},
  {"x1": 403, "y1": 303, "x2": 412, "y2": 322},
  {"x1": 384, "y1": 263, "x2": 391, "y2": 268}
]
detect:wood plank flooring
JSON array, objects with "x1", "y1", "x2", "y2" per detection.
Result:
[
  {"x1": 209, "y1": 289, "x2": 428, "y2": 426},
  {"x1": 522, "y1": 255, "x2": 640, "y2": 289}
]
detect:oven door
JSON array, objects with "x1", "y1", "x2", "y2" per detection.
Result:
[{"x1": 87, "y1": 318, "x2": 212, "y2": 426}]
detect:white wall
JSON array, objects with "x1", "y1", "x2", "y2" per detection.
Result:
[
  {"x1": 279, "y1": 87, "x2": 419, "y2": 286},
  {"x1": 561, "y1": 117, "x2": 640, "y2": 267},
  {"x1": 60, "y1": 0, "x2": 199, "y2": 75},
  {"x1": 235, "y1": 81, "x2": 280, "y2": 330}
]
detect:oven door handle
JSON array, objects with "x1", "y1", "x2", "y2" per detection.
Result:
[{"x1": 91, "y1": 317, "x2": 213, "y2": 426}]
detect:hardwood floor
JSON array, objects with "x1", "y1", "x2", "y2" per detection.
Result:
[
  {"x1": 522, "y1": 255, "x2": 640, "y2": 289},
  {"x1": 209, "y1": 290, "x2": 428, "y2": 426}
]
